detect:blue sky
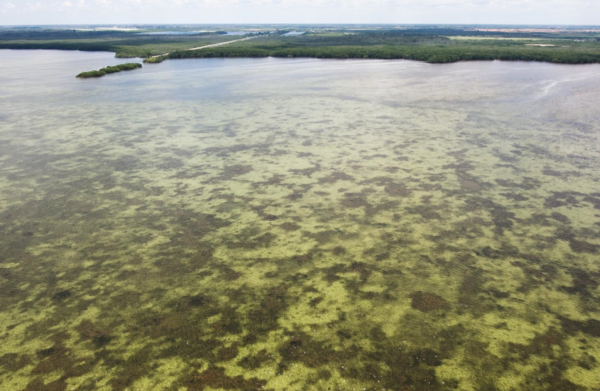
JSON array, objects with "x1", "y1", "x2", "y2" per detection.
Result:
[{"x1": 1, "y1": 0, "x2": 599, "y2": 26}]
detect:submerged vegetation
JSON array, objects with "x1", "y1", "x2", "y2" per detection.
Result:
[
  {"x1": 1, "y1": 32, "x2": 600, "y2": 390},
  {"x1": 76, "y1": 63, "x2": 142, "y2": 78}
]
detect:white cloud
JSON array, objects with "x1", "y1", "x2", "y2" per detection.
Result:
[
  {"x1": 1, "y1": 2, "x2": 16, "y2": 14},
  {"x1": 148, "y1": 0, "x2": 595, "y2": 11},
  {"x1": 168, "y1": 0, "x2": 239, "y2": 6},
  {"x1": 202, "y1": 0, "x2": 240, "y2": 8},
  {"x1": 274, "y1": 0, "x2": 597, "y2": 7},
  {"x1": 2, "y1": 0, "x2": 599, "y2": 24},
  {"x1": 24, "y1": 2, "x2": 44, "y2": 11}
]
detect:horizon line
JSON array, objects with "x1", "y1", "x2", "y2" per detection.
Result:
[{"x1": 3, "y1": 23, "x2": 600, "y2": 27}]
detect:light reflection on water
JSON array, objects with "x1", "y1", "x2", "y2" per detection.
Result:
[{"x1": 0, "y1": 49, "x2": 599, "y2": 390}]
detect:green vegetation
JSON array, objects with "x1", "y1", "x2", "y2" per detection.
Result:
[
  {"x1": 2, "y1": 26, "x2": 600, "y2": 65},
  {"x1": 143, "y1": 55, "x2": 168, "y2": 64},
  {"x1": 146, "y1": 29, "x2": 600, "y2": 64},
  {"x1": 155, "y1": 43, "x2": 600, "y2": 64},
  {"x1": 76, "y1": 63, "x2": 142, "y2": 78},
  {"x1": 0, "y1": 29, "x2": 245, "y2": 58}
]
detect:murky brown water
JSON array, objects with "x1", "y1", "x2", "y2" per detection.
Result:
[{"x1": 1, "y1": 50, "x2": 600, "y2": 390}]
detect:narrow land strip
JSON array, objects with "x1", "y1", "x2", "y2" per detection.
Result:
[{"x1": 149, "y1": 36, "x2": 257, "y2": 59}]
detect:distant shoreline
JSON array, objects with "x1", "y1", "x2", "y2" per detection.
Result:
[
  {"x1": 2, "y1": 47, "x2": 599, "y2": 70},
  {"x1": 2, "y1": 26, "x2": 599, "y2": 73},
  {"x1": 145, "y1": 45, "x2": 600, "y2": 65}
]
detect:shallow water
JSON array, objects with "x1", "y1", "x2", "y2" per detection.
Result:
[{"x1": 0, "y1": 50, "x2": 599, "y2": 391}]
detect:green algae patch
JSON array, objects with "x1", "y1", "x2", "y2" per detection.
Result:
[
  {"x1": 1, "y1": 54, "x2": 600, "y2": 390},
  {"x1": 76, "y1": 63, "x2": 142, "y2": 78}
]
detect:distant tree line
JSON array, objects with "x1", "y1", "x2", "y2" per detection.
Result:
[
  {"x1": 4, "y1": 27, "x2": 600, "y2": 67},
  {"x1": 354, "y1": 28, "x2": 600, "y2": 40},
  {"x1": 151, "y1": 44, "x2": 600, "y2": 65},
  {"x1": 0, "y1": 34, "x2": 233, "y2": 58},
  {"x1": 0, "y1": 30, "x2": 133, "y2": 40},
  {"x1": 299, "y1": 33, "x2": 450, "y2": 46}
]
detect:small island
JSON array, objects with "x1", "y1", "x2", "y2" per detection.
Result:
[{"x1": 76, "y1": 63, "x2": 142, "y2": 78}]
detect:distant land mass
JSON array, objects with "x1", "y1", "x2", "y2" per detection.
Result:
[{"x1": 2, "y1": 24, "x2": 600, "y2": 75}]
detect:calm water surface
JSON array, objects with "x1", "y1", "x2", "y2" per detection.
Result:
[{"x1": 1, "y1": 50, "x2": 599, "y2": 391}]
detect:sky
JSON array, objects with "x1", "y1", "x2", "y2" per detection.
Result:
[{"x1": 1, "y1": 0, "x2": 599, "y2": 26}]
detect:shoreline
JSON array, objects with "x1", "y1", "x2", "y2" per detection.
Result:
[
  {"x1": 146, "y1": 54, "x2": 600, "y2": 66},
  {"x1": 145, "y1": 48, "x2": 600, "y2": 66},
  {"x1": 3, "y1": 47, "x2": 600, "y2": 68}
]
